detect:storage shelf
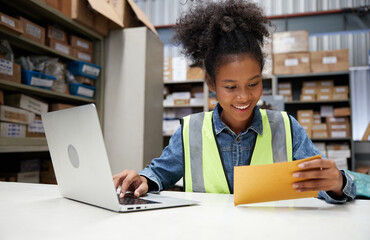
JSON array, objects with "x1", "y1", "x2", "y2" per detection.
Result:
[
  {"x1": 0, "y1": 28, "x2": 78, "y2": 61},
  {"x1": 164, "y1": 79, "x2": 204, "y2": 84},
  {"x1": 0, "y1": 138, "x2": 48, "y2": 153},
  {"x1": 0, "y1": 79, "x2": 94, "y2": 104},
  {"x1": 311, "y1": 138, "x2": 351, "y2": 142},
  {"x1": 0, "y1": 0, "x2": 102, "y2": 40},
  {"x1": 285, "y1": 99, "x2": 349, "y2": 105},
  {"x1": 275, "y1": 71, "x2": 350, "y2": 78}
]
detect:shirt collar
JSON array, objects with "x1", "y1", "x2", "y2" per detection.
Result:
[{"x1": 212, "y1": 103, "x2": 263, "y2": 136}]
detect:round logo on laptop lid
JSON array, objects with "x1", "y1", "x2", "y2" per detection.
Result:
[{"x1": 68, "y1": 144, "x2": 80, "y2": 168}]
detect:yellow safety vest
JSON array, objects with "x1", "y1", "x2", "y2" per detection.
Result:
[{"x1": 182, "y1": 108, "x2": 293, "y2": 194}]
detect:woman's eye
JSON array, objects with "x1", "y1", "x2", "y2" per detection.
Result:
[{"x1": 249, "y1": 82, "x2": 259, "y2": 87}]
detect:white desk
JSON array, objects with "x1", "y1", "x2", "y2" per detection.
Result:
[{"x1": 0, "y1": 182, "x2": 369, "y2": 240}]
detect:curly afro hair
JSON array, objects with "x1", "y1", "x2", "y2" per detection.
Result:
[{"x1": 174, "y1": 0, "x2": 270, "y2": 81}]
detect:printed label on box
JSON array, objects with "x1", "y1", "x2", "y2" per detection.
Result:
[
  {"x1": 0, "y1": 58, "x2": 13, "y2": 75},
  {"x1": 78, "y1": 52, "x2": 91, "y2": 62},
  {"x1": 301, "y1": 57, "x2": 309, "y2": 63},
  {"x1": 50, "y1": 29, "x2": 65, "y2": 41},
  {"x1": 28, "y1": 120, "x2": 44, "y2": 133},
  {"x1": 30, "y1": 77, "x2": 53, "y2": 88},
  {"x1": 285, "y1": 59, "x2": 299, "y2": 66},
  {"x1": 55, "y1": 43, "x2": 70, "y2": 55},
  {"x1": 332, "y1": 131, "x2": 346, "y2": 138},
  {"x1": 77, "y1": 40, "x2": 89, "y2": 50},
  {"x1": 336, "y1": 87, "x2": 346, "y2": 93},
  {"x1": 331, "y1": 124, "x2": 347, "y2": 130},
  {"x1": 26, "y1": 23, "x2": 41, "y2": 39},
  {"x1": 82, "y1": 64, "x2": 100, "y2": 77},
  {"x1": 77, "y1": 86, "x2": 94, "y2": 97},
  {"x1": 322, "y1": 56, "x2": 337, "y2": 64},
  {"x1": 1, "y1": 16, "x2": 15, "y2": 27},
  {"x1": 304, "y1": 89, "x2": 315, "y2": 94}
]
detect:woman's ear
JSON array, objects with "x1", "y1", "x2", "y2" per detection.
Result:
[{"x1": 205, "y1": 72, "x2": 216, "y2": 92}]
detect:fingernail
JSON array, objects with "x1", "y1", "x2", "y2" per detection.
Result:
[
  {"x1": 296, "y1": 189, "x2": 302, "y2": 192},
  {"x1": 292, "y1": 173, "x2": 300, "y2": 178},
  {"x1": 119, "y1": 192, "x2": 124, "y2": 198},
  {"x1": 298, "y1": 163, "x2": 305, "y2": 168},
  {"x1": 293, "y1": 183, "x2": 299, "y2": 188}
]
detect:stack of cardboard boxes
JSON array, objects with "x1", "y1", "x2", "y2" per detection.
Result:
[
  {"x1": 272, "y1": 30, "x2": 349, "y2": 77},
  {"x1": 300, "y1": 80, "x2": 349, "y2": 102},
  {"x1": 313, "y1": 142, "x2": 349, "y2": 169}
]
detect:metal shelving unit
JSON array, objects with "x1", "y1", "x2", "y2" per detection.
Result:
[{"x1": 0, "y1": 0, "x2": 105, "y2": 153}]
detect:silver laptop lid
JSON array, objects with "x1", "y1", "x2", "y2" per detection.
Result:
[{"x1": 42, "y1": 104, "x2": 121, "y2": 212}]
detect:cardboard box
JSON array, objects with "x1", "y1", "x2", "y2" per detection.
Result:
[
  {"x1": 0, "y1": 122, "x2": 26, "y2": 138},
  {"x1": 71, "y1": 48, "x2": 93, "y2": 63},
  {"x1": 0, "y1": 90, "x2": 3, "y2": 105},
  {"x1": 17, "y1": 171, "x2": 40, "y2": 183},
  {"x1": 0, "y1": 59, "x2": 21, "y2": 84},
  {"x1": 59, "y1": 0, "x2": 123, "y2": 35},
  {"x1": 326, "y1": 116, "x2": 349, "y2": 124},
  {"x1": 278, "y1": 82, "x2": 292, "y2": 89},
  {"x1": 312, "y1": 123, "x2": 327, "y2": 131},
  {"x1": 320, "y1": 105, "x2": 334, "y2": 117},
  {"x1": 273, "y1": 52, "x2": 310, "y2": 75},
  {"x1": 312, "y1": 129, "x2": 328, "y2": 139},
  {"x1": 0, "y1": 105, "x2": 35, "y2": 125},
  {"x1": 272, "y1": 30, "x2": 309, "y2": 54},
  {"x1": 318, "y1": 80, "x2": 334, "y2": 87},
  {"x1": 19, "y1": 17, "x2": 45, "y2": 45},
  {"x1": 49, "y1": 103, "x2": 77, "y2": 112},
  {"x1": 4, "y1": 94, "x2": 48, "y2": 115},
  {"x1": 300, "y1": 94, "x2": 316, "y2": 101},
  {"x1": 46, "y1": 25, "x2": 67, "y2": 43},
  {"x1": 0, "y1": 12, "x2": 23, "y2": 34},
  {"x1": 75, "y1": 76, "x2": 94, "y2": 86},
  {"x1": 278, "y1": 88, "x2": 292, "y2": 96},
  {"x1": 45, "y1": 0, "x2": 59, "y2": 9},
  {"x1": 302, "y1": 81, "x2": 317, "y2": 88},
  {"x1": 52, "y1": 80, "x2": 68, "y2": 94},
  {"x1": 333, "y1": 86, "x2": 349, "y2": 100},
  {"x1": 329, "y1": 129, "x2": 350, "y2": 138},
  {"x1": 334, "y1": 107, "x2": 351, "y2": 117},
  {"x1": 317, "y1": 93, "x2": 332, "y2": 101},
  {"x1": 187, "y1": 67, "x2": 204, "y2": 80},
  {"x1": 208, "y1": 98, "x2": 217, "y2": 110},
  {"x1": 301, "y1": 87, "x2": 317, "y2": 95},
  {"x1": 318, "y1": 87, "x2": 333, "y2": 95},
  {"x1": 297, "y1": 110, "x2": 313, "y2": 120},
  {"x1": 163, "y1": 58, "x2": 172, "y2": 82},
  {"x1": 310, "y1": 49, "x2": 349, "y2": 73},
  {"x1": 109, "y1": 0, "x2": 158, "y2": 35},
  {"x1": 70, "y1": 35, "x2": 93, "y2": 53},
  {"x1": 327, "y1": 121, "x2": 350, "y2": 132},
  {"x1": 26, "y1": 115, "x2": 45, "y2": 138},
  {"x1": 48, "y1": 39, "x2": 71, "y2": 55}
]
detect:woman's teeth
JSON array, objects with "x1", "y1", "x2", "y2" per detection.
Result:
[{"x1": 233, "y1": 104, "x2": 250, "y2": 110}]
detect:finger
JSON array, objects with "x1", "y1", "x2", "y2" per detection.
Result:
[
  {"x1": 292, "y1": 169, "x2": 329, "y2": 179},
  {"x1": 298, "y1": 159, "x2": 335, "y2": 170},
  {"x1": 134, "y1": 182, "x2": 148, "y2": 197},
  {"x1": 293, "y1": 179, "x2": 334, "y2": 192},
  {"x1": 119, "y1": 171, "x2": 138, "y2": 198},
  {"x1": 113, "y1": 170, "x2": 129, "y2": 189}
]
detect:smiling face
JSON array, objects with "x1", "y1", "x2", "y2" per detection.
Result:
[{"x1": 206, "y1": 55, "x2": 263, "y2": 135}]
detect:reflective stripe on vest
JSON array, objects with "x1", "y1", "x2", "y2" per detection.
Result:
[{"x1": 182, "y1": 109, "x2": 292, "y2": 193}]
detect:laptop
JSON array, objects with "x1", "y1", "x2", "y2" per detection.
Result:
[{"x1": 41, "y1": 103, "x2": 198, "y2": 212}]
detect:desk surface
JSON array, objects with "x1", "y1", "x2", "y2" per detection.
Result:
[{"x1": 0, "y1": 182, "x2": 369, "y2": 240}]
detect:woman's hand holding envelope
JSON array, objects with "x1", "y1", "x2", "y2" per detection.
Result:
[{"x1": 292, "y1": 158, "x2": 344, "y2": 197}]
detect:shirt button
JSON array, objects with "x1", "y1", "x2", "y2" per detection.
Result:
[{"x1": 236, "y1": 137, "x2": 240, "y2": 142}]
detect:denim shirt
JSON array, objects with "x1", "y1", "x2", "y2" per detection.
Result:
[{"x1": 139, "y1": 104, "x2": 356, "y2": 204}]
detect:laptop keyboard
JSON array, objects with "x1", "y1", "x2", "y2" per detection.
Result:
[{"x1": 118, "y1": 192, "x2": 160, "y2": 205}]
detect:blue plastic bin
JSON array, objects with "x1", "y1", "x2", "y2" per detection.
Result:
[
  {"x1": 21, "y1": 70, "x2": 56, "y2": 90},
  {"x1": 67, "y1": 61, "x2": 101, "y2": 79},
  {"x1": 69, "y1": 83, "x2": 96, "y2": 99}
]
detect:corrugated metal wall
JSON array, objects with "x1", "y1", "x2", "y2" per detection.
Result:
[{"x1": 134, "y1": 0, "x2": 370, "y2": 26}]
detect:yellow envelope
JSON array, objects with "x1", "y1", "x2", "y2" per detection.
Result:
[{"x1": 234, "y1": 155, "x2": 321, "y2": 205}]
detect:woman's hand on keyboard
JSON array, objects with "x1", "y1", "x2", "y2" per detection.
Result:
[{"x1": 113, "y1": 170, "x2": 148, "y2": 198}]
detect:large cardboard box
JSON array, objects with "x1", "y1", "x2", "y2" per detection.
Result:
[
  {"x1": 187, "y1": 67, "x2": 204, "y2": 80},
  {"x1": 297, "y1": 110, "x2": 313, "y2": 120},
  {"x1": 310, "y1": 49, "x2": 349, "y2": 73},
  {"x1": 272, "y1": 30, "x2": 309, "y2": 54},
  {"x1": 333, "y1": 86, "x2": 349, "y2": 100},
  {"x1": 19, "y1": 17, "x2": 45, "y2": 45},
  {"x1": 0, "y1": 105, "x2": 35, "y2": 125},
  {"x1": 301, "y1": 87, "x2": 317, "y2": 95},
  {"x1": 300, "y1": 94, "x2": 316, "y2": 101},
  {"x1": 334, "y1": 107, "x2": 351, "y2": 117},
  {"x1": 0, "y1": 12, "x2": 23, "y2": 34},
  {"x1": 108, "y1": 0, "x2": 158, "y2": 35},
  {"x1": 312, "y1": 129, "x2": 328, "y2": 139},
  {"x1": 26, "y1": 115, "x2": 45, "y2": 138},
  {"x1": 71, "y1": 48, "x2": 93, "y2": 63},
  {"x1": 0, "y1": 59, "x2": 21, "y2": 84},
  {"x1": 49, "y1": 103, "x2": 77, "y2": 112},
  {"x1": 317, "y1": 93, "x2": 332, "y2": 101},
  {"x1": 5, "y1": 94, "x2": 48, "y2": 115},
  {"x1": 273, "y1": 52, "x2": 310, "y2": 75}
]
